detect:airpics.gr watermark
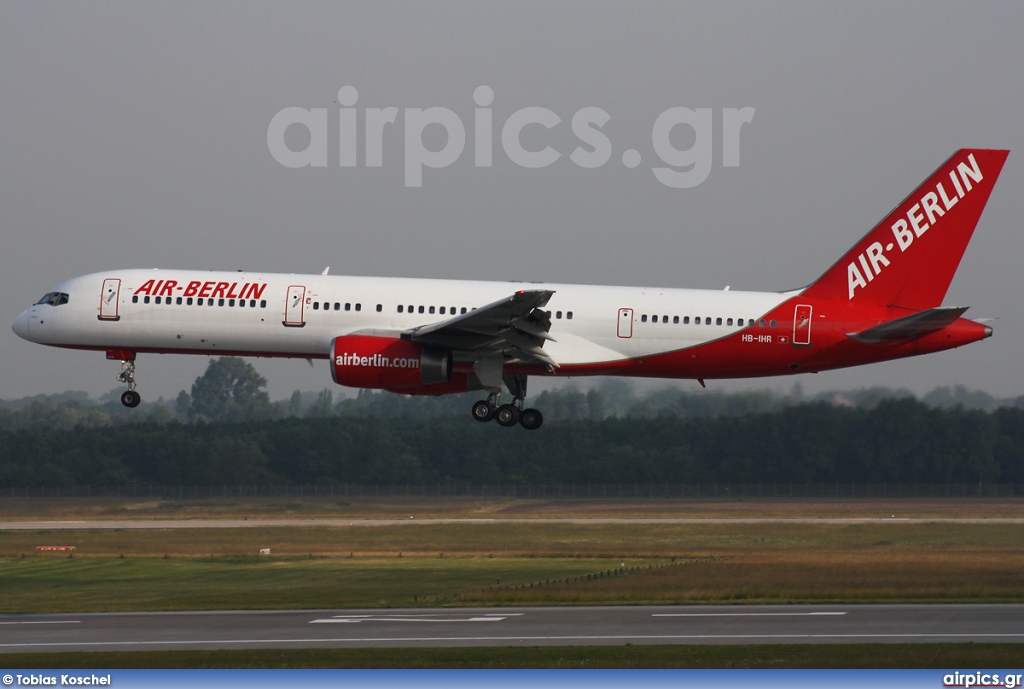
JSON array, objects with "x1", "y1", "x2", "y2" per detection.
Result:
[{"x1": 267, "y1": 86, "x2": 754, "y2": 188}]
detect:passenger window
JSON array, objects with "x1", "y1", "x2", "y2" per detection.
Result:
[
  {"x1": 218, "y1": 299, "x2": 225, "y2": 307},
  {"x1": 461, "y1": 307, "x2": 467, "y2": 314},
  {"x1": 132, "y1": 296, "x2": 138, "y2": 304},
  {"x1": 144, "y1": 296, "x2": 151, "y2": 304},
  {"x1": 556, "y1": 311, "x2": 562, "y2": 319},
  {"x1": 769, "y1": 319, "x2": 777, "y2": 328},
  {"x1": 376, "y1": 304, "x2": 382, "y2": 312},
  {"x1": 187, "y1": 298, "x2": 193, "y2": 306},
  {"x1": 238, "y1": 299, "x2": 245, "y2": 308},
  {"x1": 641, "y1": 314, "x2": 648, "y2": 323},
  {"x1": 418, "y1": 306, "x2": 424, "y2": 314},
  {"x1": 155, "y1": 297, "x2": 161, "y2": 304},
  {"x1": 355, "y1": 303, "x2": 361, "y2": 311},
  {"x1": 683, "y1": 316, "x2": 690, "y2": 324},
  {"x1": 177, "y1": 297, "x2": 183, "y2": 305},
  {"x1": 260, "y1": 300, "x2": 267, "y2": 308},
  {"x1": 345, "y1": 303, "x2": 351, "y2": 311},
  {"x1": 726, "y1": 318, "x2": 733, "y2": 326},
  {"x1": 398, "y1": 305, "x2": 404, "y2": 313},
  {"x1": 673, "y1": 316, "x2": 679, "y2": 324},
  {"x1": 567, "y1": 311, "x2": 573, "y2": 320},
  {"x1": 716, "y1": 317, "x2": 723, "y2": 325},
  {"x1": 439, "y1": 306, "x2": 446, "y2": 315},
  {"x1": 313, "y1": 302, "x2": 319, "y2": 310}
]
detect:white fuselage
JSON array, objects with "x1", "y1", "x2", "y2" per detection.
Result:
[{"x1": 14, "y1": 269, "x2": 791, "y2": 368}]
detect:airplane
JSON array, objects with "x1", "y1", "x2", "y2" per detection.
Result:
[{"x1": 12, "y1": 149, "x2": 1008, "y2": 430}]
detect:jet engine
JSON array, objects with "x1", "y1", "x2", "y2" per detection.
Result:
[{"x1": 330, "y1": 335, "x2": 453, "y2": 390}]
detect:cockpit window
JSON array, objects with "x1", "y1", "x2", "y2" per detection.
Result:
[{"x1": 35, "y1": 292, "x2": 69, "y2": 306}]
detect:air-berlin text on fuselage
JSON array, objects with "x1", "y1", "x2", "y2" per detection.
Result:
[
  {"x1": 847, "y1": 153, "x2": 984, "y2": 300},
  {"x1": 133, "y1": 279, "x2": 268, "y2": 300},
  {"x1": 335, "y1": 353, "x2": 420, "y2": 369}
]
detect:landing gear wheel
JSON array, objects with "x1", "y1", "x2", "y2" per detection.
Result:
[
  {"x1": 121, "y1": 390, "x2": 141, "y2": 408},
  {"x1": 495, "y1": 404, "x2": 520, "y2": 427},
  {"x1": 519, "y1": 408, "x2": 543, "y2": 430},
  {"x1": 471, "y1": 400, "x2": 495, "y2": 422}
]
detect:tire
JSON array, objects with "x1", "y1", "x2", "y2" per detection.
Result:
[
  {"x1": 121, "y1": 390, "x2": 141, "y2": 408},
  {"x1": 519, "y1": 408, "x2": 544, "y2": 430},
  {"x1": 471, "y1": 400, "x2": 495, "y2": 422},
  {"x1": 495, "y1": 404, "x2": 520, "y2": 427}
]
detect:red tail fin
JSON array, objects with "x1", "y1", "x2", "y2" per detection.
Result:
[{"x1": 802, "y1": 149, "x2": 1008, "y2": 309}]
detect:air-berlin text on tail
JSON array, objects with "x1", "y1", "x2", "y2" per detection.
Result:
[
  {"x1": 847, "y1": 153, "x2": 984, "y2": 300},
  {"x1": 133, "y1": 279, "x2": 268, "y2": 300}
]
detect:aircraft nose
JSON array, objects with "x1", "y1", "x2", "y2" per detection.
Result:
[{"x1": 12, "y1": 309, "x2": 30, "y2": 340}]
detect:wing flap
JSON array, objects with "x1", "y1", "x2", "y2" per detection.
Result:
[{"x1": 411, "y1": 289, "x2": 559, "y2": 367}]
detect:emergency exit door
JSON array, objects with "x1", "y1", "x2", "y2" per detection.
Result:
[
  {"x1": 284, "y1": 285, "x2": 306, "y2": 327},
  {"x1": 98, "y1": 278, "x2": 121, "y2": 321},
  {"x1": 617, "y1": 308, "x2": 633, "y2": 338},
  {"x1": 792, "y1": 304, "x2": 812, "y2": 346}
]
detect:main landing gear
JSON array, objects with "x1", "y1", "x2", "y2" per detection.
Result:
[
  {"x1": 471, "y1": 374, "x2": 543, "y2": 430},
  {"x1": 113, "y1": 353, "x2": 141, "y2": 408}
]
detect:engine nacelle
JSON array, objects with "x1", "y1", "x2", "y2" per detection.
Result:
[{"x1": 330, "y1": 335, "x2": 452, "y2": 390}]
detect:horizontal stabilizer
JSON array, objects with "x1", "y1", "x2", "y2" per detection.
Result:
[{"x1": 846, "y1": 306, "x2": 968, "y2": 344}]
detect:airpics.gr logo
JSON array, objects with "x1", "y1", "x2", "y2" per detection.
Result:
[{"x1": 267, "y1": 86, "x2": 754, "y2": 188}]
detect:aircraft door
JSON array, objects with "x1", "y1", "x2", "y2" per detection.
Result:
[
  {"x1": 99, "y1": 278, "x2": 121, "y2": 321},
  {"x1": 792, "y1": 304, "x2": 812, "y2": 346},
  {"x1": 617, "y1": 308, "x2": 633, "y2": 338},
  {"x1": 284, "y1": 285, "x2": 306, "y2": 327}
]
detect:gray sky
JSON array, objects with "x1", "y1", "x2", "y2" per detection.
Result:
[{"x1": 2, "y1": 1, "x2": 1023, "y2": 403}]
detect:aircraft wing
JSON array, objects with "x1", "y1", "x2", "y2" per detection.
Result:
[
  {"x1": 409, "y1": 289, "x2": 559, "y2": 367},
  {"x1": 846, "y1": 306, "x2": 969, "y2": 344}
]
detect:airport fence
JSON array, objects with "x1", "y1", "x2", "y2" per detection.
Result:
[{"x1": 2, "y1": 482, "x2": 1024, "y2": 499}]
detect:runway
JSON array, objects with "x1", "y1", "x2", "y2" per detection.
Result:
[{"x1": 2, "y1": 604, "x2": 1022, "y2": 652}]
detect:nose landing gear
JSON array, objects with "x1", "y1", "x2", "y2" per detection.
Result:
[{"x1": 109, "y1": 351, "x2": 141, "y2": 408}]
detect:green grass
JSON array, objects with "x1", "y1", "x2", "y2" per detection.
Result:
[
  {"x1": 5, "y1": 521, "x2": 1024, "y2": 558},
  {"x1": 3, "y1": 519, "x2": 1024, "y2": 612},
  {"x1": 0, "y1": 555, "x2": 638, "y2": 612},
  {"x1": 4, "y1": 644, "x2": 1024, "y2": 669}
]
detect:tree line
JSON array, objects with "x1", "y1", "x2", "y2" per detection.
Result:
[
  {"x1": 2, "y1": 397, "x2": 1023, "y2": 488},
  {"x1": 3, "y1": 357, "x2": 1024, "y2": 433}
]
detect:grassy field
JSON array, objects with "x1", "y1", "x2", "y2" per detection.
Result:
[
  {"x1": 1, "y1": 495, "x2": 1023, "y2": 519},
  {"x1": 2, "y1": 506, "x2": 1024, "y2": 611},
  {"x1": 2, "y1": 496, "x2": 1022, "y2": 667}
]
